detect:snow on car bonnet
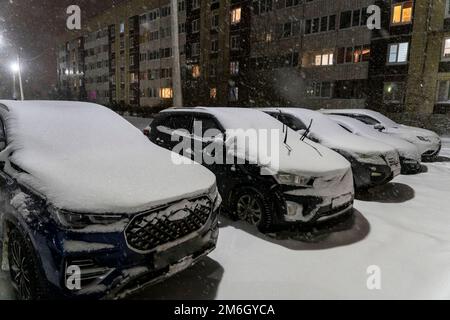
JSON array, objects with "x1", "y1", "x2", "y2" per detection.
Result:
[
  {"x1": 269, "y1": 108, "x2": 395, "y2": 155},
  {"x1": 0, "y1": 101, "x2": 216, "y2": 214},
  {"x1": 199, "y1": 108, "x2": 350, "y2": 177}
]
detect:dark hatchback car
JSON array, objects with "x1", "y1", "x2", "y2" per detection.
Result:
[
  {"x1": 147, "y1": 107, "x2": 355, "y2": 233},
  {"x1": 0, "y1": 100, "x2": 220, "y2": 300}
]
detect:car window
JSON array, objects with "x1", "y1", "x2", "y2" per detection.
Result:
[
  {"x1": 280, "y1": 115, "x2": 308, "y2": 131},
  {"x1": 169, "y1": 114, "x2": 193, "y2": 132},
  {"x1": 193, "y1": 116, "x2": 222, "y2": 138},
  {"x1": 352, "y1": 114, "x2": 380, "y2": 125}
]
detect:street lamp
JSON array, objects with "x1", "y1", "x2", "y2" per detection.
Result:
[{"x1": 0, "y1": 34, "x2": 25, "y2": 101}]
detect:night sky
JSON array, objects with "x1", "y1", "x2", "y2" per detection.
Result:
[{"x1": 0, "y1": 0, "x2": 126, "y2": 99}]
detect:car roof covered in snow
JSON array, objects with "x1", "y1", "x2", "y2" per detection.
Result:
[
  {"x1": 328, "y1": 115, "x2": 420, "y2": 160},
  {"x1": 261, "y1": 107, "x2": 396, "y2": 155},
  {"x1": 162, "y1": 107, "x2": 351, "y2": 177},
  {"x1": 0, "y1": 100, "x2": 216, "y2": 214},
  {"x1": 320, "y1": 108, "x2": 399, "y2": 127}
]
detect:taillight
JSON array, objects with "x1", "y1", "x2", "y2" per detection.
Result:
[{"x1": 143, "y1": 128, "x2": 150, "y2": 136}]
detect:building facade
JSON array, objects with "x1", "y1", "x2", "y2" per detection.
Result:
[{"x1": 56, "y1": 0, "x2": 450, "y2": 125}]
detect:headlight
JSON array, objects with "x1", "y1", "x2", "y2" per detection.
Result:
[
  {"x1": 48, "y1": 205, "x2": 125, "y2": 229},
  {"x1": 275, "y1": 174, "x2": 313, "y2": 187},
  {"x1": 354, "y1": 153, "x2": 386, "y2": 165},
  {"x1": 417, "y1": 136, "x2": 430, "y2": 142},
  {"x1": 208, "y1": 183, "x2": 219, "y2": 200}
]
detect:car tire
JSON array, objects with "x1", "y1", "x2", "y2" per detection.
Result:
[
  {"x1": 8, "y1": 227, "x2": 51, "y2": 300},
  {"x1": 232, "y1": 187, "x2": 274, "y2": 233}
]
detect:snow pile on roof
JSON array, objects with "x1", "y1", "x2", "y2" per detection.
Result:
[
  {"x1": 264, "y1": 108, "x2": 396, "y2": 156},
  {"x1": 0, "y1": 100, "x2": 215, "y2": 214},
  {"x1": 199, "y1": 108, "x2": 351, "y2": 177},
  {"x1": 321, "y1": 108, "x2": 399, "y2": 127},
  {"x1": 329, "y1": 115, "x2": 420, "y2": 161}
]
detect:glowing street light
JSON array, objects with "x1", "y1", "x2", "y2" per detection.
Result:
[{"x1": 0, "y1": 34, "x2": 25, "y2": 100}]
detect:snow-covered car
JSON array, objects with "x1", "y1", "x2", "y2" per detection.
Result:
[
  {"x1": 148, "y1": 107, "x2": 354, "y2": 232},
  {"x1": 328, "y1": 115, "x2": 422, "y2": 174},
  {"x1": 262, "y1": 108, "x2": 401, "y2": 190},
  {"x1": 0, "y1": 101, "x2": 221, "y2": 300},
  {"x1": 321, "y1": 109, "x2": 441, "y2": 161}
]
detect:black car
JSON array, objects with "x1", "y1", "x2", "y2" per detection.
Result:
[{"x1": 147, "y1": 107, "x2": 355, "y2": 233}]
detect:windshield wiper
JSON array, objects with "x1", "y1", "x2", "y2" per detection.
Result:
[
  {"x1": 278, "y1": 109, "x2": 292, "y2": 155},
  {"x1": 301, "y1": 119, "x2": 313, "y2": 141}
]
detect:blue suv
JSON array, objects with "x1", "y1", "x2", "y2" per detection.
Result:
[{"x1": 0, "y1": 100, "x2": 220, "y2": 299}]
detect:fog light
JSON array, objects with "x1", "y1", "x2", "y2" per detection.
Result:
[
  {"x1": 371, "y1": 172, "x2": 383, "y2": 177},
  {"x1": 286, "y1": 201, "x2": 303, "y2": 216}
]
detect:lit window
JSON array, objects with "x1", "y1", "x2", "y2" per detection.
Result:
[
  {"x1": 160, "y1": 87, "x2": 173, "y2": 99},
  {"x1": 210, "y1": 88, "x2": 217, "y2": 99},
  {"x1": 443, "y1": 38, "x2": 450, "y2": 59},
  {"x1": 391, "y1": 2, "x2": 413, "y2": 25},
  {"x1": 230, "y1": 61, "x2": 239, "y2": 75},
  {"x1": 231, "y1": 7, "x2": 242, "y2": 24},
  {"x1": 192, "y1": 65, "x2": 200, "y2": 78},
  {"x1": 120, "y1": 22, "x2": 125, "y2": 33},
  {"x1": 314, "y1": 53, "x2": 333, "y2": 66},
  {"x1": 388, "y1": 42, "x2": 409, "y2": 64}
]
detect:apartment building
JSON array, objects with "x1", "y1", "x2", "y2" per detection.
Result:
[
  {"x1": 57, "y1": 37, "x2": 85, "y2": 100},
  {"x1": 57, "y1": 0, "x2": 187, "y2": 108}
]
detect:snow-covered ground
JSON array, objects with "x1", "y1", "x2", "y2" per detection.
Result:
[{"x1": 1, "y1": 137, "x2": 450, "y2": 300}]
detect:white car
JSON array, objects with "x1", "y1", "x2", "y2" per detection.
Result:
[
  {"x1": 321, "y1": 109, "x2": 441, "y2": 161},
  {"x1": 262, "y1": 108, "x2": 401, "y2": 190},
  {"x1": 328, "y1": 115, "x2": 422, "y2": 174}
]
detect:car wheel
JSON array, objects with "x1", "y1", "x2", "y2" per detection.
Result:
[
  {"x1": 8, "y1": 227, "x2": 49, "y2": 300},
  {"x1": 233, "y1": 188, "x2": 274, "y2": 233}
]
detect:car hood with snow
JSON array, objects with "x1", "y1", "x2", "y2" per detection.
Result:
[
  {"x1": 0, "y1": 100, "x2": 217, "y2": 214},
  {"x1": 328, "y1": 115, "x2": 420, "y2": 161},
  {"x1": 321, "y1": 108, "x2": 441, "y2": 156},
  {"x1": 182, "y1": 107, "x2": 351, "y2": 178},
  {"x1": 262, "y1": 108, "x2": 397, "y2": 159}
]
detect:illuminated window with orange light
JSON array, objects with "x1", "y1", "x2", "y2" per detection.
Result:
[
  {"x1": 231, "y1": 7, "x2": 241, "y2": 24},
  {"x1": 392, "y1": 2, "x2": 413, "y2": 25},
  {"x1": 160, "y1": 88, "x2": 173, "y2": 99},
  {"x1": 192, "y1": 65, "x2": 200, "y2": 78}
]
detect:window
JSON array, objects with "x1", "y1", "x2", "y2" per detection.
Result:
[
  {"x1": 314, "y1": 53, "x2": 333, "y2": 66},
  {"x1": 340, "y1": 11, "x2": 352, "y2": 29},
  {"x1": 191, "y1": 42, "x2": 200, "y2": 56},
  {"x1": 229, "y1": 86, "x2": 239, "y2": 101},
  {"x1": 283, "y1": 22, "x2": 292, "y2": 38},
  {"x1": 384, "y1": 82, "x2": 405, "y2": 103},
  {"x1": 392, "y1": 2, "x2": 413, "y2": 25},
  {"x1": 211, "y1": 39, "x2": 219, "y2": 52},
  {"x1": 253, "y1": 0, "x2": 273, "y2": 15},
  {"x1": 306, "y1": 81, "x2": 333, "y2": 98},
  {"x1": 211, "y1": 12, "x2": 219, "y2": 29},
  {"x1": 120, "y1": 22, "x2": 125, "y2": 34},
  {"x1": 447, "y1": 0, "x2": 450, "y2": 17},
  {"x1": 210, "y1": 88, "x2": 217, "y2": 99},
  {"x1": 437, "y1": 80, "x2": 450, "y2": 102},
  {"x1": 231, "y1": 7, "x2": 242, "y2": 24},
  {"x1": 231, "y1": 35, "x2": 240, "y2": 50},
  {"x1": 230, "y1": 61, "x2": 239, "y2": 75},
  {"x1": 192, "y1": 0, "x2": 200, "y2": 10},
  {"x1": 160, "y1": 87, "x2": 173, "y2": 99},
  {"x1": 388, "y1": 42, "x2": 409, "y2": 64},
  {"x1": 443, "y1": 38, "x2": 450, "y2": 60},
  {"x1": 192, "y1": 65, "x2": 200, "y2": 78},
  {"x1": 192, "y1": 19, "x2": 200, "y2": 33}
]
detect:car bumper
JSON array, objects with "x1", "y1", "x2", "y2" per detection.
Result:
[
  {"x1": 30, "y1": 206, "x2": 219, "y2": 300},
  {"x1": 400, "y1": 157, "x2": 422, "y2": 174},
  {"x1": 352, "y1": 161, "x2": 396, "y2": 189},
  {"x1": 274, "y1": 170, "x2": 355, "y2": 225}
]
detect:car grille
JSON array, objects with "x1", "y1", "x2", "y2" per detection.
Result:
[{"x1": 125, "y1": 197, "x2": 212, "y2": 252}]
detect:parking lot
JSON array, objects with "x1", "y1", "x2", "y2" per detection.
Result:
[{"x1": 1, "y1": 118, "x2": 449, "y2": 299}]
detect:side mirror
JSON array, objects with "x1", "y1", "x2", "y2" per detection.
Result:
[{"x1": 374, "y1": 124, "x2": 385, "y2": 132}]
